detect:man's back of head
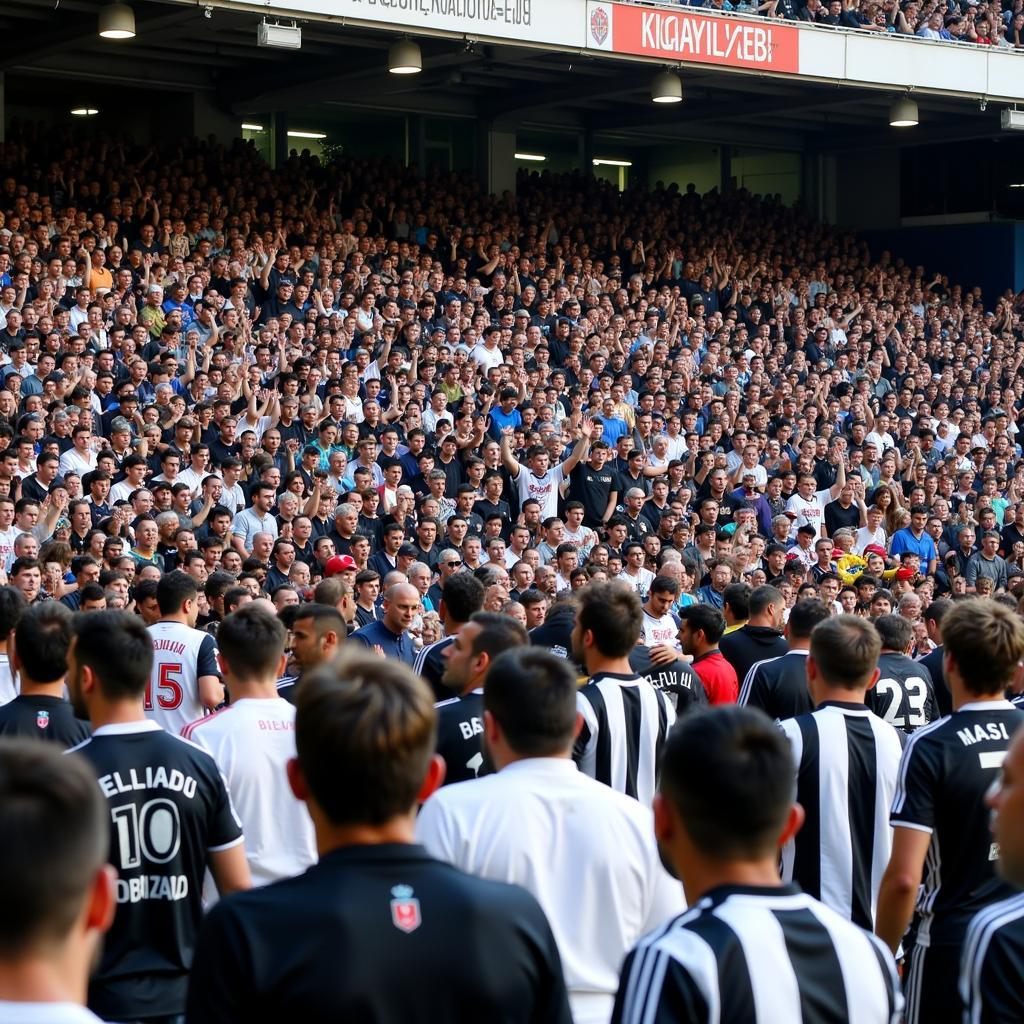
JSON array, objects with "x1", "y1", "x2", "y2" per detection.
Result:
[
  {"x1": 0, "y1": 740, "x2": 112, "y2": 995},
  {"x1": 296, "y1": 650, "x2": 437, "y2": 828},
  {"x1": 217, "y1": 604, "x2": 287, "y2": 684},
  {"x1": 484, "y1": 647, "x2": 577, "y2": 761},
  {"x1": 438, "y1": 572, "x2": 486, "y2": 627},
  {"x1": 809, "y1": 614, "x2": 882, "y2": 692}
]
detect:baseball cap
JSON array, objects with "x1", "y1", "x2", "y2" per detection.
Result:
[
  {"x1": 397, "y1": 543, "x2": 418, "y2": 558},
  {"x1": 864, "y1": 544, "x2": 887, "y2": 558},
  {"x1": 895, "y1": 567, "x2": 916, "y2": 581},
  {"x1": 324, "y1": 555, "x2": 357, "y2": 577}
]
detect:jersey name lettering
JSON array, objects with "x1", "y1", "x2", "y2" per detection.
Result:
[
  {"x1": 151, "y1": 638, "x2": 188, "y2": 655},
  {"x1": 957, "y1": 722, "x2": 1011, "y2": 746},
  {"x1": 115, "y1": 874, "x2": 189, "y2": 903},
  {"x1": 458, "y1": 717, "x2": 483, "y2": 740},
  {"x1": 98, "y1": 767, "x2": 199, "y2": 799}
]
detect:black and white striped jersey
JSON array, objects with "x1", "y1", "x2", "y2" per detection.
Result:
[
  {"x1": 612, "y1": 883, "x2": 902, "y2": 1024},
  {"x1": 414, "y1": 636, "x2": 455, "y2": 702},
  {"x1": 865, "y1": 652, "x2": 938, "y2": 734},
  {"x1": 959, "y1": 891, "x2": 1024, "y2": 1024},
  {"x1": 779, "y1": 702, "x2": 904, "y2": 930},
  {"x1": 891, "y1": 700, "x2": 1023, "y2": 947},
  {"x1": 738, "y1": 650, "x2": 813, "y2": 721},
  {"x1": 574, "y1": 672, "x2": 675, "y2": 807}
]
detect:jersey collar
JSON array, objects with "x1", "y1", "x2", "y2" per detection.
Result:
[
  {"x1": 958, "y1": 699, "x2": 1015, "y2": 712},
  {"x1": 92, "y1": 720, "x2": 162, "y2": 737}
]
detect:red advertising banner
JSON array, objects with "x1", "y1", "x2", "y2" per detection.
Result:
[{"x1": 586, "y1": 1, "x2": 801, "y2": 74}]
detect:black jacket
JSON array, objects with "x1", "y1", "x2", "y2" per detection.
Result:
[{"x1": 719, "y1": 624, "x2": 789, "y2": 688}]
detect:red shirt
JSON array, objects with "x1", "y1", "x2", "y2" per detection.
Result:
[{"x1": 691, "y1": 650, "x2": 739, "y2": 705}]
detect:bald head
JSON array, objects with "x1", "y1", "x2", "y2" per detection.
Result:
[{"x1": 383, "y1": 583, "x2": 420, "y2": 634}]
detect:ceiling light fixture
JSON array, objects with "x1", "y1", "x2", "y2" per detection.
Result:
[
  {"x1": 288, "y1": 130, "x2": 327, "y2": 139},
  {"x1": 651, "y1": 70, "x2": 683, "y2": 104},
  {"x1": 98, "y1": 2, "x2": 135, "y2": 39},
  {"x1": 889, "y1": 97, "x2": 919, "y2": 127},
  {"x1": 71, "y1": 107, "x2": 99, "y2": 117},
  {"x1": 389, "y1": 39, "x2": 422, "y2": 75},
  {"x1": 514, "y1": 152, "x2": 546, "y2": 162},
  {"x1": 593, "y1": 158, "x2": 633, "y2": 167},
  {"x1": 241, "y1": 123, "x2": 265, "y2": 131}
]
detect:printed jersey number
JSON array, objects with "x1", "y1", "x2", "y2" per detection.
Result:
[
  {"x1": 145, "y1": 662, "x2": 184, "y2": 711},
  {"x1": 111, "y1": 799, "x2": 182, "y2": 868},
  {"x1": 875, "y1": 676, "x2": 928, "y2": 729}
]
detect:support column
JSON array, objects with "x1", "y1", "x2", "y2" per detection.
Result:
[
  {"x1": 720, "y1": 144, "x2": 733, "y2": 192},
  {"x1": 579, "y1": 129, "x2": 594, "y2": 175},
  {"x1": 480, "y1": 123, "x2": 517, "y2": 197},
  {"x1": 272, "y1": 111, "x2": 288, "y2": 169}
]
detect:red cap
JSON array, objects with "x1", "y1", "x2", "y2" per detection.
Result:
[
  {"x1": 864, "y1": 545, "x2": 887, "y2": 558},
  {"x1": 895, "y1": 567, "x2": 916, "y2": 581},
  {"x1": 324, "y1": 554, "x2": 357, "y2": 577}
]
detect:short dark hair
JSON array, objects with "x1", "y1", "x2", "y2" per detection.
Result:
[
  {"x1": 660, "y1": 706, "x2": 796, "y2": 859},
  {"x1": 0, "y1": 741, "x2": 107, "y2": 955},
  {"x1": 217, "y1": 604, "x2": 286, "y2": 682},
  {"x1": 156, "y1": 570, "x2": 199, "y2": 615},
  {"x1": 72, "y1": 610, "x2": 153, "y2": 701},
  {"x1": 874, "y1": 613, "x2": 913, "y2": 653},
  {"x1": 293, "y1": 603, "x2": 346, "y2": 638},
  {"x1": 0, "y1": 586, "x2": 25, "y2": 638},
  {"x1": 650, "y1": 575, "x2": 681, "y2": 597},
  {"x1": 749, "y1": 585, "x2": 784, "y2": 618},
  {"x1": 576, "y1": 581, "x2": 642, "y2": 657},
  {"x1": 677, "y1": 604, "x2": 726, "y2": 644},
  {"x1": 785, "y1": 598, "x2": 831, "y2": 640},
  {"x1": 296, "y1": 651, "x2": 436, "y2": 826},
  {"x1": 809, "y1": 615, "x2": 882, "y2": 690},
  {"x1": 925, "y1": 597, "x2": 953, "y2": 629},
  {"x1": 723, "y1": 582, "x2": 751, "y2": 620},
  {"x1": 467, "y1": 611, "x2": 528, "y2": 662},
  {"x1": 484, "y1": 647, "x2": 577, "y2": 757},
  {"x1": 942, "y1": 599, "x2": 1024, "y2": 696},
  {"x1": 439, "y1": 572, "x2": 486, "y2": 624},
  {"x1": 14, "y1": 603, "x2": 72, "y2": 685}
]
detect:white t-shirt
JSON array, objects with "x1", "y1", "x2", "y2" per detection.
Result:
[
  {"x1": 470, "y1": 343, "x2": 503, "y2": 371},
  {"x1": 145, "y1": 621, "x2": 220, "y2": 736},
  {"x1": 513, "y1": 463, "x2": 566, "y2": 520},
  {"x1": 786, "y1": 488, "x2": 832, "y2": 540},
  {"x1": 181, "y1": 697, "x2": 316, "y2": 887},
  {"x1": 58, "y1": 447, "x2": 97, "y2": 478},
  {"x1": 0, "y1": 527, "x2": 18, "y2": 572},
  {"x1": 617, "y1": 566, "x2": 655, "y2": 598},
  {"x1": 0, "y1": 653, "x2": 16, "y2": 705},
  {"x1": 417, "y1": 758, "x2": 684, "y2": 1024},
  {"x1": 854, "y1": 525, "x2": 888, "y2": 555},
  {"x1": 641, "y1": 610, "x2": 681, "y2": 651}
]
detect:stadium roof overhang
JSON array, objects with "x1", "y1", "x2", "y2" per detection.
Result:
[{"x1": 1, "y1": 0, "x2": 1016, "y2": 153}]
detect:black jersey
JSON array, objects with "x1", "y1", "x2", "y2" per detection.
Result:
[
  {"x1": 959, "y1": 891, "x2": 1024, "y2": 1024},
  {"x1": 738, "y1": 650, "x2": 814, "y2": 721},
  {"x1": 866, "y1": 651, "x2": 938, "y2": 734},
  {"x1": 186, "y1": 843, "x2": 572, "y2": 1024},
  {"x1": 435, "y1": 690, "x2": 491, "y2": 786},
  {"x1": 68, "y1": 720, "x2": 244, "y2": 1021},
  {"x1": 0, "y1": 694, "x2": 90, "y2": 748},
  {"x1": 568, "y1": 463, "x2": 617, "y2": 528},
  {"x1": 891, "y1": 701, "x2": 1023, "y2": 948},
  {"x1": 629, "y1": 645, "x2": 707, "y2": 715},
  {"x1": 414, "y1": 636, "x2": 455, "y2": 702}
]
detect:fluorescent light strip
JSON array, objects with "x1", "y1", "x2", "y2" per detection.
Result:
[
  {"x1": 288, "y1": 130, "x2": 327, "y2": 139},
  {"x1": 71, "y1": 107, "x2": 99, "y2": 116},
  {"x1": 593, "y1": 158, "x2": 632, "y2": 167},
  {"x1": 514, "y1": 152, "x2": 546, "y2": 162},
  {"x1": 241, "y1": 122, "x2": 265, "y2": 131},
  {"x1": 1010, "y1": 183, "x2": 1024, "y2": 189}
]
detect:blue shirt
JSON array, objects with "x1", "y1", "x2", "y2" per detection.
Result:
[
  {"x1": 350, "y1": 619, "x2": 415, "y2": 665},
  {"x1": 890, "y1": 527, "x2": 937, "y2": 565}
]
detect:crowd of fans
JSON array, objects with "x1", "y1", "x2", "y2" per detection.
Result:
[
  {"x1": 3, "y1": 126, "x2": 1024, "y2": 1023},
  {"x1": 652, "y1": 0, "x2": 1024, "y2": 45},
  {"x1": 0, "y1": 129, "x2": 1020, "y2": 651}
]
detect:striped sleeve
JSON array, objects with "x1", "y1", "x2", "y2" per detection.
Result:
[
  {"x1": 573, "y1": 688, "x2": 601, "y2": 780},
  {"x1": 612, "y1": 928, "x2": 715, "y2": 1024},
  {"x1": 960, "y1": 895, "x2": 1024, "y2": 1024}
]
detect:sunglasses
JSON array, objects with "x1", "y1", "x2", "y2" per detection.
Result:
[{"x1": 444, "y1": 560, "x2": 463, "y2": 568}]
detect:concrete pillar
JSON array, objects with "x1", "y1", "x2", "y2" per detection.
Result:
[
  {"x1": 579, "y1": 129, "x2": 594, "y2": 175},
  {"x1": 481, "y1": 125, "x2": 517, "y2": 197},
  {"x1": 272, "y1": 111, "x2": 288, "y2": 169}
]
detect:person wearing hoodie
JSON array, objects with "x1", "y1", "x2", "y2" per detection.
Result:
[{"x1": 718, "y1": 584, "x2": 788, "y2": 684}]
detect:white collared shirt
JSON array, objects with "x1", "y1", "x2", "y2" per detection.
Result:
[{"x1": 417, "y1": 757, "x2": 684, "y2": 1024}]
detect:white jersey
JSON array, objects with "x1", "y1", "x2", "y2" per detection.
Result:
[
  {"x1": 145, "y1": 620, "x2": 220, "y2": 735},
  {"x1": 786, "y1": 487, "x2": 832, "y2": 540},
  {"x1": 0, "y1": 527, "x2": 18, "y2": 572},
  {"x1": 0, "y1": 653, "x2": 15, "y2": 705},
  {"x1": 181, "y1": 698, "x2": 316, "y2": 886},
  {"x1": 641, "y1": 610, "x2": 681, "y2": 651},
  {"x1": 513, "y1": 463, "x2": 566, "y2": 520}
]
